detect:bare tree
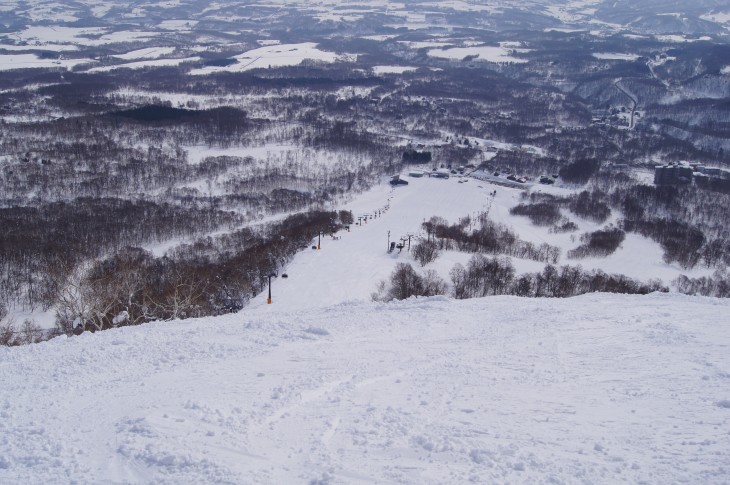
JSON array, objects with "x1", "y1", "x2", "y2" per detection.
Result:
[
  {"x1": 422, "y1": 270, "x2": 448, "y2": 296},
  {"x1": 54, "y1": 260, "x2": 99, "y2": 333},
  {"x1": 20, "y1": 319, "x2": 43, "y2": 344},
  {"x1": 412, "y1": 240, "x2": 440, "y2": 266},
  {"x1": 149, "y1": 266, "x2": 209, "y2": 320},
  {"x1": 0, "y1": 304, "x2": 17, "y2": 346}
]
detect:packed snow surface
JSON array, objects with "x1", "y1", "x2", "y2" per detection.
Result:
[{"x1": 1, "y1": 293, "x2": 728, "y2": 484}]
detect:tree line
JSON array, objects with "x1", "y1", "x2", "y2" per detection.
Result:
[
  {"x1": 1, "y1": 210, "x2": 353, "y2": 345},
  {"x1": 374, "y1": 256, "x2": 666, "y2": 303},
  {"x1": 422, "y1": 215, "x2": 561, "y2": 264}
]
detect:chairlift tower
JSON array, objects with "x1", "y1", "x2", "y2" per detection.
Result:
[{"x1": 481, "y1": 190, "x2": 496, "y2": 222}]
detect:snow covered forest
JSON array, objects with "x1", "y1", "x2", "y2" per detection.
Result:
[{"x1": 2, "y1": 0, "x2": 730, "y2": 340}]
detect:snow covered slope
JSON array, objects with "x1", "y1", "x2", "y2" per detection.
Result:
[
  {"x1": 1, "y1": 176, "x2": 728, "y2": 484},
  {"x1": 248, "y1": 175, "x2": 710, "y2": 314},
  {"x1": 1, "y1": 293, "x2": 728, "y2": 484}
]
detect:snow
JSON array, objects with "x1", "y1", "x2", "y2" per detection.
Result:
[
  {"x1": 105, "y1": 87, "x2": 256, "y2": 111},
  {"x1": 4, "y1": 307, "x2": 57, "y2": 331},
  {"x1": 372, "y1": 65, "x2": 418, "y2": 74},
  {"x1": 544, "y1": 5, "x2": 584, "y2": 24},
  {"x1": 189, "y1": 43, "x2": 352, "y2": 75},
  {"x1": 0, "y1": 54, "x2": 93, "y2": 71},
  {"x1": 158, "y1": 20, "x2": 198, "y2": 30},
  {"x1": 655, "y1": 35, "x2": 712, "y2": 43},
  {"x1": 183, "y1": 143, "x2": 295, "y2": 166},
  {"x1": 90, "y1": 4, "x2": 114, "y2": 18},
  {"x1": 701, "y1": 12, "x2": 730, "y2": 24},
  {"x1": 545, "y1": 28, "x2": 586, "y2": 33},
  {"x1": 432, "y1": 1, "x2": 499, "y2": 13},
  {"x1": 314, "y1": 12, "x2": 364, "y2": 22},
  {"x1": 361, "y1": 34, "x2": 399, "y2": 41},
  {"x1": 398, "y1": 40, "x2": 452, "y2": 49},
  {"x1": 1, "y1": 5, "x2": 729, "y2": 480},
  {"x1": 113, "y1": 47, "x2": 177, "y2": 60},
  {"x1": 0, "y1": 44, "x2": 78, "y2": 52},
  {"x1": 428, "y1": 45, "x2": 529, "y2": 64},
  {"x1": 86, "y1": 57, "x2": 200, "y2": 73},
  {"x1": 7, "y1": 26, "x2": 160, "y2": 46},
  {"x1": 247, "y1": 176, "x2": 710, "y2": 310},
  {"x1": 1, "y1": 292, "x2": 727, "y2": 484},
  {"x1": 24, "y1": 4, "x2": 79, "y2": 23},
  {"x1": 593, "y1": 52, "x2": 640, "y2": 61}
]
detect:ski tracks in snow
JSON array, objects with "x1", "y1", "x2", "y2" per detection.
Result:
[{"x1": 1, "y1": 294, "x2": 729, "y2": 484}]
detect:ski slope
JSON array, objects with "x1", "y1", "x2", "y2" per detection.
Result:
[
  {"x1": 1, "y1": 176, "x2": 728, "y2": 484},
  {"x1": 1, "y1": 293, "x2": 728, "y2": 484},
  {"x1": 251, "y1": 175, "x2": 709, "y2": 312}
]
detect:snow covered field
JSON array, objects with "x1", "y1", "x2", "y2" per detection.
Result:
[
  {"x1": 428, "y1": 45, "x2": 529, "y2": 64},
  {"x1": 6, "y1": 26, "x2": 160, "y2": 46},
  {"x1": 655, "y1": 35, "x2": 713, "y2": 43},
  {"x1": 113, "y1": 47, "x2": 177, "y2": 60},
  {"x1": 87, "y1": 57, "x2": 200, "y2": 73},
  {"x1": 0, "y1": 53, "x2": 93, "y2": 71},
  {"x1": 372, "y1": 65, "x2": 418, "y2": 75},
  {"x1": 592, "y1": 52, "x2": 640, "y2": 61},
  {"x1": 189, "y1": 43, "x2": 351, "y2": 75}
]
